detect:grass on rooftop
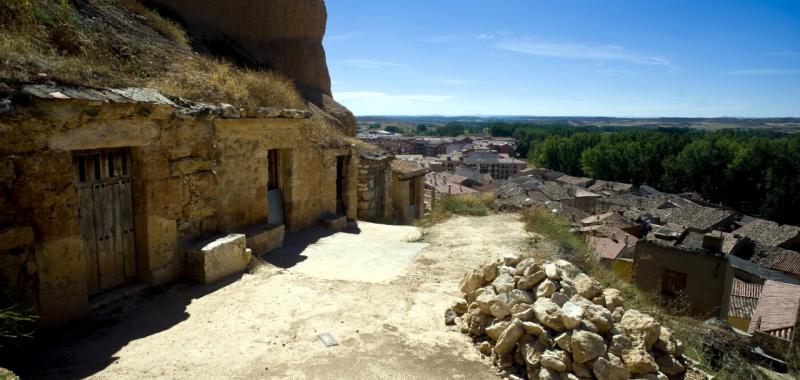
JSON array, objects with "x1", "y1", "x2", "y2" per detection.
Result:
[{"x1": 0, "y1": 0, "x2": 305, "y2": 109}]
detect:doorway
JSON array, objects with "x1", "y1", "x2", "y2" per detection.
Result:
[
  {"x1": 75, "y1": 149, "x2": 136, "y2": 295},
  {"x1": 408, "y1": 179, "x2": 417, "y2": 219},
  {"x1": 267, "y1": 149, "x2": 285, "y2": 225},
  {"x1": 336, "y1": 155, "x2": 346, "y2": 215}
]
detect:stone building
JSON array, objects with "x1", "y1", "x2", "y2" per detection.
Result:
[
  {"x1": 0, "y1": 84, "x2": 357, "y2": 325},
  {"x1": 632, "y1": 229, "x2": 735, "y2": 316},
  {"x1": 356, "y1": 152, "x2": 428, "y2": 224}
]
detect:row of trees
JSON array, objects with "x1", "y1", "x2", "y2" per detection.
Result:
[
  {"x1": 402, "y1": 120, "x2": 799, "y2": 224},
  {"x1": 511, "y1": 125, "x2": 800, "y2": 225}
]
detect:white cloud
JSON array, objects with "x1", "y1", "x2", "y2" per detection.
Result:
[
  {"x1": 476, "y1": 33, "x2": 495, "y2": 40},
  {"x1": 325, "y1": 32, "x2": 360, "y2": 41},
  {"x1": 418, "y1": 35, "x2": 461, "y2": 43},
  {"x1": 335, "y1": 91, "x2": 453, "y2": 104},
  {"x1": 495, "y1": 39, "x2": 670, "y2": 66},
  {"x1": 726, "y1": 69, "x2": 800, "y2": 75},
  {"x1": 334, "y1": 59, "x2": 405, "y2": 69}
]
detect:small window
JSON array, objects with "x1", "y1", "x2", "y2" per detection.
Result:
[{"x1": 661, "y1": 269, "x2": 687, "y2": 297}]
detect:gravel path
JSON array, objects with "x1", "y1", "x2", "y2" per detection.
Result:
[{"x1": 16, "y1": 214, "x2": 530, "y2": 379}]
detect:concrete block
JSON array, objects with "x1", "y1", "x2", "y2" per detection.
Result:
[
  {"x1": 186, "y1": 234, "x2": 251, "y2": 285},
  {"x1": 242, "y1": 224, "x2": 284, "y2": 255}
]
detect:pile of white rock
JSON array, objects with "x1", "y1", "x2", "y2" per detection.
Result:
[{"x1": 447, "y1": 256, "x2": 688, "y2": 380}]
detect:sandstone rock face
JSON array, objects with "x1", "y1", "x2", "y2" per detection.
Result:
[{"x1": 449, "y1": 259, "x2": 690, "y2": 379}]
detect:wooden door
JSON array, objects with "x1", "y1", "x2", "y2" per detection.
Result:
[{"x1": 75, "y1": 149, "x2": 136, "y2": 295}]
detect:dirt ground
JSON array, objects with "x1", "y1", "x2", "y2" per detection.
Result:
[{"x1": 11, "y1": 213, "x2": 531, "y2": 379}]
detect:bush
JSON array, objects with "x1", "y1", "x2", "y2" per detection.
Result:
[
  {"x1": 520, "y1": 207, "x2": 595, "y2": 270},
  {"x1": 0, "y1": 303, "x2": 36, "y2": 348},
  {"x1": 418, "y1": 193, "x2": 495, "y2": 226}
]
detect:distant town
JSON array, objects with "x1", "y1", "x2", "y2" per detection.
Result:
[{"x1": 358, "y1": 120, "x2": 800, "y2": 368}]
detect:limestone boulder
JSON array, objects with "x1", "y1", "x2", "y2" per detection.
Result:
[
  {"x1": 541, "y1": 349, "x2": 568, "y2": 372},
  {"x1": 536, "y1": 278, "x2": 557, "y2": 298},
  {"x1": 603, "y1": 288, "x2": 625, "y2": 310},
  {"x1": 561, "y1": 301, "x2": 584, "y2": 330},
  {"x1": 459, "y1": 269, "x2": 485, "y2": 295},
  {"x1": 574, "y1": 273, "x2": 603, "y2": 299},
  {"x1": 482, "y1": 262, "x2": 499, "y2": 282},
  {"x1": 522, "y1": 321, "x2": 545, "y2": 336},
  {"x1": 533, "y1": 297, "x2": 565, "y2": 332},
  {"x1": 486, "y1": 320, "x2": 512, "y2": 341},
  {"x1": 618, "y1": 309, "x2": 661, "y2": 350},
  {"x1": 543, "y1": 262, "x2": 561, "y2": 280},
  {"x1": 653, "y1": 326, "x2": 683, "y2": 356},
  {"x1": 517, "y1": 270, "x2": 546, "y2": 290},
  {"x1": 494, "y1": 319, "x2": 525, "y2": 355},
  {"x1": 571, "y1": 330, "x2": 606, "y2": 363},
  {"x1": 622, "y1": 348, "x2": 658, "y2": 376},
  {"x1": 593, "y1": 354, "x2": 631, "y2": 380},
  {"x1": 492, "y1": 272, "x2": 516, "y2": 293}
]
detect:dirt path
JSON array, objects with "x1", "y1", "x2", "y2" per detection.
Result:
[{"x1": 16, "y1": 213, "x2": 530, "y2": 379}]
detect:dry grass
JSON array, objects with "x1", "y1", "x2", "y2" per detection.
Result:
[
  {"x1": 0, "y1": 0, "x2": 305, "y2": 109},
  {"x1": 117, "y1": 0, "x2": 187, "y2": 45},
  {"x1": 418, "y1": 193, "x2": 496, "y2": 227}
]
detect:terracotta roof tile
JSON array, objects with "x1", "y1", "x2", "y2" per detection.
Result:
[{"x1": 748, "y1": 280, "x2": 800, "y2": 341}]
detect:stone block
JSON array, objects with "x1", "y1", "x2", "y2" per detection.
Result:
[
  {"x1": 323, "y1": 215, "x2": 347, "y2": 230},
  {"x1": 35, "y1": 236, "x2": 89, "y2": 325},
  {"x1": 186, "y1": 234, "x2": 251, "y2": 285},
  {"x1": 242, "y1": 224, "x2": 284, "y2": 255},
  {"x1": 0, "y1": 225, "x2": 35, "y2": 251}
]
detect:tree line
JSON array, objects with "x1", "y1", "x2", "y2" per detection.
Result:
[{"x1": 486, "y1": 122, "x2": 800, "y2": 225}]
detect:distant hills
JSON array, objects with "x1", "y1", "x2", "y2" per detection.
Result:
[{"x1": 357, "y1": 115, "x2": 800, "y2": 131}]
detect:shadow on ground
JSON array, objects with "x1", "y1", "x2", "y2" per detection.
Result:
[
  {"x1": 261, "y1": 225, "x2": 361, "y2": 269},
  {"x1": 1, "y1": 275, "x2": 240, "y2": 380}
]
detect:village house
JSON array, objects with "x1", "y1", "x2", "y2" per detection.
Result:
[
  {"x1": 632, "y1": 229, "x2": 735, "y2": 316},
  {"x1": 356, "y1": 151, "x2": 429, "y2": 223},
  {"x1": 0, "y1": 84, "x2": 358, "y2": 325},
  {"x1": 748, "y1": 280, "x2": 800, "y2": 360},
  {"x1": 734, "y1": 219, "x2": 800, "y2": 251},
  {"x1": 555, "y1": 174, "x2": 595, "y2": 188}
]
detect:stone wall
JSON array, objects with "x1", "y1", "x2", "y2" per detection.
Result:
[
  {"x1": 632, "y1": 241, "x2": 733, "y2": 316},
  {"x1": 0, "y1": 89, "x2": 357, "y2": 325},
  {"x1": 356, "y1": 155, "x2": 392, "y2": 222}
]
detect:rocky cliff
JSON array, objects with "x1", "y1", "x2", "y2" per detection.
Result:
[{"x1": 148, "y1": 0, "x2": 356, "y2": 135}]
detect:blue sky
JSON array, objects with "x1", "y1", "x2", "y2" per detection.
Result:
[{"x1": 323, "y1": 0, "x2": 800, "y2": 117}]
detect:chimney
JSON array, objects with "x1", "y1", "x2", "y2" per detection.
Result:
[
  {"x1": 448, "y1": 185, "x2": 452, "y2": 194},
  {"x1": 624, "y1": 235, "x2": 629, "y2": 245},
  {"x1": 612, "y1": 232, "x2": 617, "y2": 242}
]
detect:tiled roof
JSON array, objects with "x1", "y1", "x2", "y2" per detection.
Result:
[
  {"x1": 588, "y1": 180, "x2": 633, "y2": 193},
  {"x1": 589, "y1": 236, "x2": 626, "y2": 260},
  {"x1": 556, "y1": 175, "x2": 595, "y2": 187},
  {"x1": 748, "y1": 280, "x2": 800, "y2": 341},
  {"x1": 538, "y1": 181, "x2": 572, "y2": 201},
  {"x1": 735, "y1": 219, "x2": 800, "y2": 248},
  {"x1": 574, "y1": 189, "x2": 601, "y2": 198},
  {"x1": 729, "y1": 279, "x2": 762, "y2": 320},
  {"x1": 424, "y1": 172, "x2": 478, "y2": 195},
  {"x1": 656, "y1": 204, "x2": 734, "y2": 232},
  {"x1": 750, "y1": 242, "x2": 800, "y2": 277}
]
